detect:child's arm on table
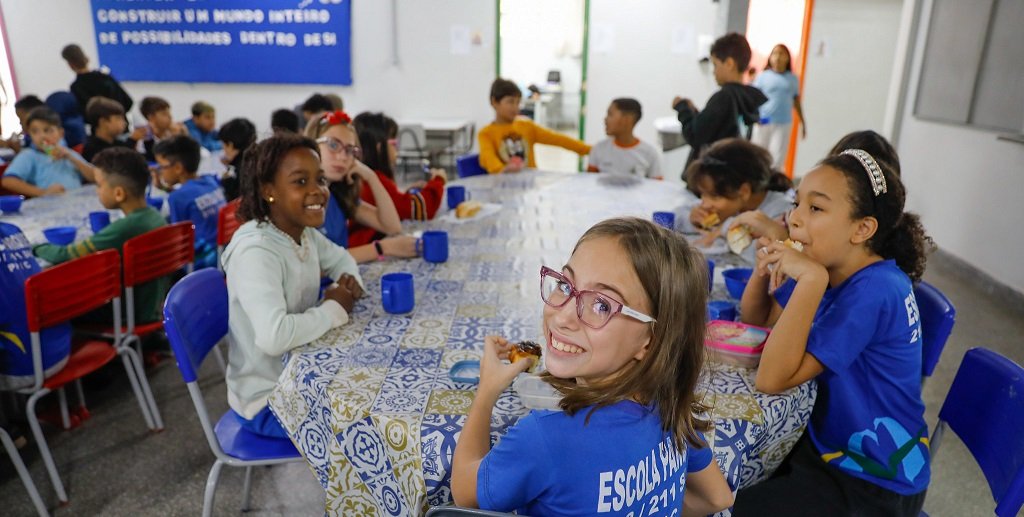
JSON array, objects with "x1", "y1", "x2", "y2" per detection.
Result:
[
  {"x1": 753, "y1": 241, "x2": 826, "y2": 394},
  {"x1": 351, "y1": 161, "x2": 401, "y2": 234},
  {"x1": 1, "y1": 175, "x2": 61, "y2": 197},
  {"x1": 451, "y1": 335, "x2": 534, "y2": 507}
]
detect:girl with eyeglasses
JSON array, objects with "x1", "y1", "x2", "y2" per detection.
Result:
[
  {"x1": 451, "y1": 217, "x2": 733, "y2": 516},
  {"x1": 303, "y1": 110, "x2": 418, "y2": 262}
]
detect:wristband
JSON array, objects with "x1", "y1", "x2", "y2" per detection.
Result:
[{"x1": 373, "y1": 240, "x2": 386, "y2": 261}]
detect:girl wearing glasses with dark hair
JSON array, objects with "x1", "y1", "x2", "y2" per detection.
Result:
[
  {"x1": 452, "y1": 217, "x2": 734, "y2": 516},
  {"x1": 303, "y1": 110, "x2": 418, "y2": 262}
]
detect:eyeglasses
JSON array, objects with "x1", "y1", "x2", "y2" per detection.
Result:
[
  {"x1": 316, "y1": 137, "x2": 361, "y2": 158},
  {"x1": 539, "y1": 266, "x2": 656, "y2": 330}
]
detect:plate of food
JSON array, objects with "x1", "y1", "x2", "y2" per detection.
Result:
[{"x1": 438, "y1": 201, "x2": 503, "y2": 224}]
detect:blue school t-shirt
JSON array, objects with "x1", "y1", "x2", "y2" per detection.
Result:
[
  {"x1": 319, "y1": 194, "x2": 349, "y2": 247},
  {"x1": 168, "y1": 176, "x2": 226, "y2": 245},
  {"x1": 477, "y1": 400, "x2": 713, "y2": 516},
  {"x1": 4, "y1": 146, "x2": 85, "y2": 191},
  {"x1": 789, "y1": 259, "x2": 929, "y2": 495},
  {"x1": 0, "y1": 222, "x2": 72, "y2": 389}
]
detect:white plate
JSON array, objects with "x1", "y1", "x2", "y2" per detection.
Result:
[{"x1": 437, "y1": 203, "x2": 503, "y2": 224}]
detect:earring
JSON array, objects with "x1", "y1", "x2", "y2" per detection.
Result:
[{"x1": 267, "y1": 196, "x2": 274, "y2": 203}]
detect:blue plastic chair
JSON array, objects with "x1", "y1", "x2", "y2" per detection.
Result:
[
  {"x1": 915, "y1": 281, "x2": 956, "y2": 379},
  {"x1": 163, "y1": 268, "x2": 301, "y2": 517},
  {"x1": 929, "y1": 348, "x2": 1024, "y2": 517},
  {"x1": 456, "y1": 153, "x2": 488, "y2": 178},
  {"x1": 44, "y1": 92, "x2": 86, "y2": 149}
]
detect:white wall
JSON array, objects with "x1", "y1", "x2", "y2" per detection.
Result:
[
  {"x1": 0, "y1": 0, "x2": 497, "y2": 138},
  {"x1": 794, "y1": 0, "x2": 903, "y2": 175},
  {"x1": 894, "y1": 0, "x2": 1024, "y2": 292},
  {"x1": 586, "y1": 0, "x2": 722, "y2": 180}
]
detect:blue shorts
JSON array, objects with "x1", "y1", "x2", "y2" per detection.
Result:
[{"x1": 235, "y1": 405, "x2": 289, "y2": 439}]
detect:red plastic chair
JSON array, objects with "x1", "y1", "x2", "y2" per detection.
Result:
[
  {"x1": 216, "y1": 199, "x2": 242, "y2": 271},
  {"x1": 21, "y1": 249, "x2": 158, "y2": 503}
]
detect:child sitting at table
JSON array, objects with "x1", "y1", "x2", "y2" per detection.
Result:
[
  {"x1": 452, "y1": 217, "x2": 734, "y2": 516},
  {"x1": 82, "y1": 97, "x2": 146, "y2": 163},
  {"x1": 587, "y1": 98, "x2": 662, "y2": 179},
  {"x1": 351, "y1": 112, "x2": 447, "y2": 241},
  {"x1": 217, "y1": 118, "x2": 257, "y2": 202},
  {"x1": 733, "y1": 150, "x2": 932, "y2": 516},
  {"x1": 303, "y1": 110, "x2": 418, "y2": 262},
  {"x1": 677, "y1": 138, "x2": 791, "y2": 260},
  {"x1": 137, "y1": 96, "x2": 188, "y2": 162},
  {"x1": 478, "y1": 78, "x2": 591, "y2": 173},
  {"x1": 154, "y1": 135, "x2": 225, "y2": 269},
  {"x1": 184, "y1": 101, "x2": 222, "y2": 153},
  {"x1": 33, "y1": 148, "x2": 168, "y2": 323},
  {"x1": 1, "y1": 107, "x2": 96, "y2": 198},
  {"x1": 222, "y1": 133, "x2": 364, "y2": 438}
]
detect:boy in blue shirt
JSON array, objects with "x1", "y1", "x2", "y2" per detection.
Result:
[
  {"x1": 1, "y1": 107, "x2": 95, "y2": 197},
  {"x1": 154, "y1": 135, "x2": 225, "y2": 268},
  {"x1": 184, "y1": 101, "x2": 222, "y2": 152}
]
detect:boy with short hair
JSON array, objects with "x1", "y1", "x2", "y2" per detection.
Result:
[
  {"x1": 478, "y1": 78, "x2": 590, "y2": 174},
  {"x1": 61, "y1": 43, "x2": 134, "y2": 116},
  {"x1": 1, "y1": 107, "x2": 96, "y2": 197},
  {"x1": 33, "y1": 147, "x2": 167, "y2": 323},
  {"x1": 672, "y1": 32, "x2": 767, "y2": 169},
  {"x1": 301, "y1": 93, "x2": 335, "y2": 122},
  {"x1": 154, "y1": 135, "x2": 225, "y2": 268},
  {"x1": 587, "y1": 98, "x2": 662, "y2": 179},
  {"x1": 184, "y1": 101, "x2": 222, "y2": 152},
  {"x1": 83, "y1": 97, "x2": 146, "y2": 162},
  {"x1": 2, "y1": 95, "x2": 46, "y2": 153},
  {"x1": 137, "y1": 96, "x2": 187, "y2": 162},
  {"x1": 270, "y1": 108, "x2": 301, "y2": 134}
]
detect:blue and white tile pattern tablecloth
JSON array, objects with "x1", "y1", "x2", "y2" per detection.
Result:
[{"x1": 268, "y1": 172, "x2": 816, "y2": 516}]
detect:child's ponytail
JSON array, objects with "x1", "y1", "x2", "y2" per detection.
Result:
[{"x1": 819, "y1": 152, "x2": 934, "y2": 282}]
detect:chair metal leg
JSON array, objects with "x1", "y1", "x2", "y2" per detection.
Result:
[
  {"x1": 58, "y1": 389, "x2": 70, "y2": 430},
  {"x1": 127, "y1": 346, "x2": 164, "y2": 430},
  {"x1": 118, "y1": 351, "x2": 156, "y2": 430},
  {"x1": 212, "y1": 345, "x2": 227, "y2": 375},
  {"x1": 1, "y1": 428, "x2": 50, "y2": 517},
  {"x1": 241, "y1": 465, "x2": 254, "y2": 511},
  {"x1": 26, "y1": 390, "x2": 68, "y2": 503},
  {"x1": 74, "y1": 379, "x2": 86, "y2": 409},
  {"x1": 203, "y1": 460, "x2": 224, "y2": 517}
]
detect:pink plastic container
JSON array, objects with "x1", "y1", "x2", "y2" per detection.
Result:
[{"x1": 705, "y1": 320, "x2": 770, "y2": 368}]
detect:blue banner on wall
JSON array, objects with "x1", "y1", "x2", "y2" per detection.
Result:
[{"x1": 90, "y1": 0, "x2": 352, "y2": 85}]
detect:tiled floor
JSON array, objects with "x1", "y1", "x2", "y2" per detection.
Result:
[{"x1": 1, "y1": 250, "x2": 1021, "y2": 516}]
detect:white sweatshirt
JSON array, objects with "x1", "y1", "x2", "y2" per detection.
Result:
[{"x1": 221, "y1": 220, "x2": 363, "y2": 419}]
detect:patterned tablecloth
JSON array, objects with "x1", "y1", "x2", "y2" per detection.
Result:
[
  {"x1": 0, "y1": 187, "x2": 114, "y2": 245},
  {"x1": 268, "y1": 172, "x2": 816, "y2": 516}
]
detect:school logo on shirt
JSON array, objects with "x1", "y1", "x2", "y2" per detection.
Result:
[
  {"x1": 596, "y1": 435, "x2": 686, "y2": 514},
  {"x1": 905, "y1": 292, "x2": 920, "y2": 343},
  {"x1": 820, "y1": 417, "x2": 929, "y2": 483}
]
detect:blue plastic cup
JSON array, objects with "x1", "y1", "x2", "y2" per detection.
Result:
[
  {"x1": 381, "y1": 272, "x2": 415, "y2": 314},
  {"x1": 708, "y1": 300, "x2": 737, "y2": 321},
  {"x1": 419, "y1": 231, "x2": 449, "y2": 263},
  {"x1": 89, "y1": 211, "x2": 111, "y2": 233},
  {"x1": 447, "y1": 186, "x2": 468, "y2": 209},
  {"x1": 653, "y1": 211, "x2": 675, "y2": 230}
]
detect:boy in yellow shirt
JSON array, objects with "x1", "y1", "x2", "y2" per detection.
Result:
[{"x1": 478, "y1": 78, "x2": 590, "y2": 173}]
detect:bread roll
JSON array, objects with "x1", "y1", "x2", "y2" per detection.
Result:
[
  {"x1": 728, "y1": 225, "x2": 752, "y2": 254},
  {"x1": 508, "y1": 341, "x2": 541, "y2": 371},
  {"x1": 783, "y1": 239, "x2": 804, "y2": 252},
  {"x1": 456, "y1": 200, "x2": 482, "y2": 219},
  {"x1": 701, "y1": 212, "x2": 721, "y2": 230}
]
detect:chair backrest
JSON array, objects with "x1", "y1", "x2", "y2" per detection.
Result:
[
  {"x1": 936, "y1": 347, "x2": 1024, "y2": 517},
  {"x1": 915, "y1": 281, "x2": 956, "y2": 377},
  {"x1": 24, "y1": 249, "x2": 122, "y2": 332},
  {"x1": 162, "y1": 268, "x2": 229, "y2": 383},
  {"x1": 456, "y1": 153, "x2": 487, "y2": 178},
  {"x1": 217, "y1": 199, "x2": 242, "y2": 247},
  {"x1": 122, "y1": 222, "x2": 195, "y2": 287}
]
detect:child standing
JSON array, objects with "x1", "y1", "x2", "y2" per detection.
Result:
[
  {"x1": 678, "y1": 138, "x2": 792, "y2": 261},
  {"x1": 137, "y1": 96, "x2": 188, "y2": 162},
  {"x1": 304, "y1": 110, "x2": 417, "y2": 262},
  {"x1": 452, "y1": 217, "x2": 734, "y2": 516},
  {"x1": 184, "y1": 101, "x2": 222, "y2": 152},
  {"x1": 672, "y1": 33, "x2": 767, "y2": 170},
  {"x1": 222, "y1": 133, "x2": 363, "y2": 438},
  {"x1": 587, "y1": 98, "x2": 662, "y2": 179},
  {"x1": 751, "y1": 44, "x2": 807, "y2": 170},
  {"x1": 733, "y1": 150, "x2": 931, "y2": 516},
  {"x1": 153, "y1": 135, "x2": 226, "y2": 269},
  {"x1": 478, "y1": 78, "x2": 591, "y2": 173},
  {"x1": 83, "y1": 97, "x2": 146, "y2": 162},
  {"x1": 1, "y1": 107, "x2": 95, "y2": 197},
  {"x1": 33, "y1": 148, "x2": 167, "y2": 323},
  {"x1": 352, "y1": 111, "x2": 447, "y2": 230},
  {"x1": 61, "y1": 43, "x2": 134, "y2": 116},
  {"x1": 217, "y1": 118, "x2": 257, "y2": 202}
]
